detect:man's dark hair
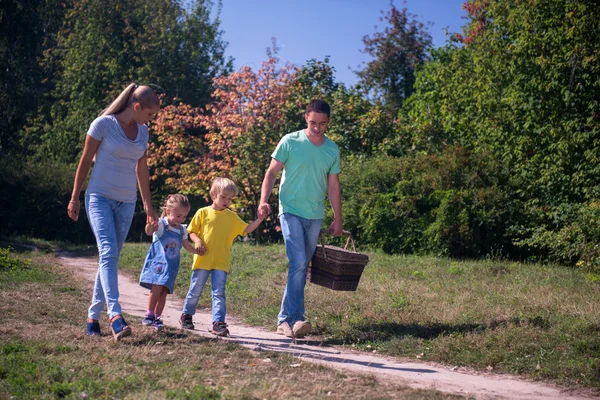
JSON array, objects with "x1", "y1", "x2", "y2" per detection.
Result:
[{"x1": 306, "y1": 99, "x2": 330, "y2": 118}]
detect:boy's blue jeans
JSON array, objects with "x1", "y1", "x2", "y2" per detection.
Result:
[
  {"x1": 85, "y1": 193, "x2": 135, "y2": 320},
  {"x1": 278, "y1": 212, "x2": 323, "y2": 327},
  {"x1": 182, "y1": 269, "x2": 228, "y2": 323}
]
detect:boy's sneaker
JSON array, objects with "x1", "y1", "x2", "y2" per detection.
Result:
[
  {"x1": 211, "y1": 321, "x2": 229, "y2": 337},
  {"x1": 142, "y1": 313, "x2": 155, "y2": 326},
  {"x1": 152, "y1": 318, "x2": 164, "y2": 331},
  {"x1": 292, "y1": 320, "x2": 312, "y2": 338},
  {"x1": 180, "y1": 314, "x2": 195, "y2": 330},
  {"x1": 276, "y1": 322, "x2": 293, "y2": 338}
]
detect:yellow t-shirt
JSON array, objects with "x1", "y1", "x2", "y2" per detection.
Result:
[{"x1": 188, "y1": 206, "x2": 248, "y2": 272}]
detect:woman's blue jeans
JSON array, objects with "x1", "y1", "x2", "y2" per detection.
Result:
[
  {"x1": 278, "y1": 212, "x2": 323, "y2": 327},
  {"x1": 85, "y1": 193, "x2": 135, "y2": 320},
  {"x1": 182, "y1": 269, "x2": 228, "y2": 323}
]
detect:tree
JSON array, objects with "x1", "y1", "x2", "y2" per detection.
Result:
[
  {"x1": 355, "y1": 1, "x2": 432, "y2": 113},
  {"x1": 146, "y1": 99, "x2": 205, "y2": 197},
  {"x1": 24, "y1": 0, "x2": 232, "y2": 163},
  {"x1": 396, "y1": 0, "x2": 600, "y2": 264},
  {"x1": 148, "y1": 56, "x2": 293, "y2": 240},
  {"x1": 0, "y1": 0, "x2": 65, "y2": 155},
  {"x1": 201, "y1": 57, "x2": 293, "y2": 224},
  {"x1": 285, "y1": 58, "x2": 397, "y2": 156}
]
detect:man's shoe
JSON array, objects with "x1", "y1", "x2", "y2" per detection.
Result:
[
  {"x1": 276, "y1": 322, "x2": 293, "y2": 338},
  {"x1": 180, "y1": 314, "x2": 195, "y2": 330},
  {"x1": 291, "y1": 320, "x2": 312, "y2": 338},
  {"x1": 211, "y1": 321, "x2": 230, "y2": 337}
]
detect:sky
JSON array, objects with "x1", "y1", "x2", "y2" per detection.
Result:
[{"x1": 218, "y1": 0, "x2": 468, "y2": 87}]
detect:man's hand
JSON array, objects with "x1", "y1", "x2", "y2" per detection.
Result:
[
  {"x1": 326, "y1": 219, "x2": 343, "y2": 237},
  {"x1": 257, "y1": 205, "x2": 268, "y2": 220},
  {"x1": 258, "y1": 203, "x2": 271, "y2": 218}
]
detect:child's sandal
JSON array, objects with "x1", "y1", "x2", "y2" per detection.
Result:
[
  {"x1": 86, "y1": 321, "x2": 101, "y2": 336},
  {"x1": 110, "y1": 315, "x2": 132, "y2": 341}
]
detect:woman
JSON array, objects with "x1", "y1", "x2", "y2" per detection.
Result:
[{"x1": 68, "y1": 83, "x2": 160, "y2": 340}]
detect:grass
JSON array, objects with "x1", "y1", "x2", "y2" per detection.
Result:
[
  {"x1": 118, "y1": 241, "x2": 600, "y2": 391},
  {"x1": 0, "y1": 244, "x2": 463, "y2": 399}
]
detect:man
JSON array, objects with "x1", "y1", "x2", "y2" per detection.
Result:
[{"x1": 259, "y1": 99, "x2": 343, "y2": 338}]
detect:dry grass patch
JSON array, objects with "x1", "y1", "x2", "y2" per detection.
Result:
[
  {"x1": 118, "y1": 243, "x2": 600, "y2": 391},
  {"x1": 0, "y1": 245, "x2": 464, "y2": 400}
]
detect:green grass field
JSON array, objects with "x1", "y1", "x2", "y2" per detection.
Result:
[
  {"x1": 118, "y1": 241, "x2": 600, "y2": 390},
  {"x1": 0, "y1": 244, "x2": 464, "y2": 399}
]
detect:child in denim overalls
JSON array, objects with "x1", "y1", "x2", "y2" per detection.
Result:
[{"x1": 140, "y1": 194, "x2": 200, "y2": 330}]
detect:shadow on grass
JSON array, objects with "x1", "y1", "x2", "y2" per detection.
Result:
[
  {"x1": 0, "y1": 238, "x2": 97, "y2": 256},
  {"x1": 322, "y1": 317, "x2": 551, "y2": 345},
  {"x1": 224, "y1": 336, "x2": 438, "y2": 374},
  {"x1": 128, "y1": 328, "x2": 214, "y2": 346}
]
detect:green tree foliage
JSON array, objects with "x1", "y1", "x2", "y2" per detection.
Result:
[
  {"x1": 24, "y1": 0, "x2": 231, "y2": 163},
  {"x1": 392, "y1": 0, "x2": 600, "y2": 264},
  {"x1": 355, "y1": 1, "x2": 432, "y2": 113},
  {"x1": 340, "y1": 147, "x2": 521, "y2": 257},
  {"x1": 285, "y1": 58, "x2": 397, "y2": 156},
  {"x1": 405, "y1": 0, "x2": 600, "y2": 205},
  {"x1": 0, "y1": 0, "x2": 65, "y2": 155},
  {"x1": 0, "y1": 155, "x2": 95, "y2": 243}
]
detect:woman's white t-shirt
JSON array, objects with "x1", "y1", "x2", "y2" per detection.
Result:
[{"x1": 85, "y1": 115, "x2": 149, "y2": 203}]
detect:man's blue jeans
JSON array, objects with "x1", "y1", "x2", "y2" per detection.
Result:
[
  {"x1": 182, "y1": 269, "x2": 228, "y2": 323},
  {"x1": 278, "y1": 213, "x2": 323, "y2": 327},
  {"x1": 85, "y1": 193, "x2": 135, "y2": 320}
]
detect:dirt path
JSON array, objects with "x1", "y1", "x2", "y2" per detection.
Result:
[{"x1": 59, "y1": 253, "x2": 597, "y2": 400}]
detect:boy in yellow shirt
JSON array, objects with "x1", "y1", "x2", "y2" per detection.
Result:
[{"x1": 180, "y1": 177, "x2": 266, "y2": 336}]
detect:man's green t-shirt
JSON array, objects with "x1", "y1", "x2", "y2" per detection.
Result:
[{"x1": 272, "y1": 130, "x2": 341, "y2": 220}]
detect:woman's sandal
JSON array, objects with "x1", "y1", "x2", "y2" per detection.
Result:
[
  {"x1": 110, "y1": 315, "x2": 132, "y2": 341},
  {"x1": 86, "y1": 320, "x2": 101, "y2": 336}
]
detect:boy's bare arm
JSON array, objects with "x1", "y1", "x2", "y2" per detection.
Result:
[{"x1": 244, "y1": 215, "x2": 266, "y2": 234}]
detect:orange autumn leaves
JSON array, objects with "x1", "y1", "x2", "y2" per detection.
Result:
[{"x1": 148, "y1": 57, "x2": 293, "y2": 216}]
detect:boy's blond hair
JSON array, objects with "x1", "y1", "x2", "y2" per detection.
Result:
[{"x1": 210, "y1": 177, "x2": 238, "y2": 198}]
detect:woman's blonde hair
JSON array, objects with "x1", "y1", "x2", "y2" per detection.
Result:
[
  {"x1": 210, "y1": 177, "x2": 238, "y2": 199},
  {"x1": 160, "y1": 194, "x2": 191, "y2": 218},
  {"x1": 100, "y1": 83, "x2": 160, "y2": 116}
]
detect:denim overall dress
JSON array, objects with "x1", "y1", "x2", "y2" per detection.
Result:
[{"x1": 139, "y1": 218, "x2": 184, "y2": 294}]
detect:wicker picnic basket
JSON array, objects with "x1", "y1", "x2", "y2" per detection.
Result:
[{"x1": 307, "y1": 230, "x2": 369, "y2": 291}]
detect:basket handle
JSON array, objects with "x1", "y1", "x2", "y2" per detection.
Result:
[{"x1": 317, "y1": 229, "x2": 357, "y2": 253}]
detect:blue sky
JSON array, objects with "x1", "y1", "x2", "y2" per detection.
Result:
[{"x1": 218, "y1": 0, "x2": 468, "y2": 86}]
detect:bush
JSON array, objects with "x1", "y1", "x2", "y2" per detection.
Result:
[
  {"x1": 512, "y1": 201, "x2": 600, "y2": 270},
  {"x1": 0, "y1": 247, "x2": 29, "y2": 271},
  {"x1": 338, "y1": 146, "x2": 524, "y2": 258},
  {"x1": 0, "y1": 157, "x2": 92, "y2": 243}
]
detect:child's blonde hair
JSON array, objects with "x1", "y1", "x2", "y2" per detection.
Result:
[
  {"x1": 160, "y1": 194, "x2": 191, "y2": 218},
  {"x1": 210, "y1": 177, "x2": 238, "y2": 199},
  {"x1": 100, "y1": 83, "x2": 160, "y2": 116}
]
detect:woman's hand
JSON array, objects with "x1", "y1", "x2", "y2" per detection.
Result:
[
  {"x1": 68, "y1": 200, "x2": 81, "y2": 221},
  {"x1": 145, "y1": 204, "x2": 158, "y2": 226}
]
